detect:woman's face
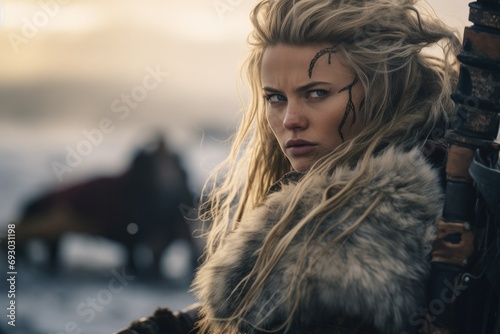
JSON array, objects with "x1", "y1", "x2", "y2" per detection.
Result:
[{"x1": 261, "y1": 44, "x2": 365, "y2": 172}]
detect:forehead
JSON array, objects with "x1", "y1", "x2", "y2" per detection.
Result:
[{"x1": 260, "y1": 44, "x2": 353, "y2": 84}]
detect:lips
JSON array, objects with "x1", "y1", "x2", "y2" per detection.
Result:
[{"x1": 285, "y1": 139, "x2": 318, "y2": 155}]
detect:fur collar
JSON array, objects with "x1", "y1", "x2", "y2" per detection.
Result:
[{"x1": 193, "y1": 147, "x2": 443, "y2": 333}]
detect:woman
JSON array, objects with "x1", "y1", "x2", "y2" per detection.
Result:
[{"x1": 115, "y1": 0, "x2": 460, "y2": 333}]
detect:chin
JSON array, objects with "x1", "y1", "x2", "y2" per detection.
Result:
[{"x1": 291, "y1": 162, "x2": 312, "y2": 173}]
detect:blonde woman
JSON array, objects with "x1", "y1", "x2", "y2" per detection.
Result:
[{"x1": 115, "y1": 0, "x2": 460, "y2": 333}]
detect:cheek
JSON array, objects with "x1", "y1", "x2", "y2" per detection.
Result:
[
  {"x1": 349, "y1": 116, "x2": 364, "y2": 137},
  {"x1": 266, "y1": 111, "x2": 282, "y2": 136},
  {"x1": 347, "y1": 93, "x2": 365, "y2": 137},
  {"x1": 317, "y1": 106, "x2": 344, "y2": 132},
  {"x1": 321, "y1": 92, "x2": 364, "y2": 140}
]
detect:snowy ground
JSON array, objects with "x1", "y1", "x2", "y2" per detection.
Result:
[{"x1": 1, "y1": 252, "x2": 197, "y2": 334}]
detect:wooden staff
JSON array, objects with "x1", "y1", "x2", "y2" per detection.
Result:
[{"x1": 430, "y1": 0, "x2": 500, "y2": 332}]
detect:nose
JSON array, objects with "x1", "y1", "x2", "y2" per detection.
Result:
[{"x1": 283, "y1": 101, "x2": 307, "y2": 130}]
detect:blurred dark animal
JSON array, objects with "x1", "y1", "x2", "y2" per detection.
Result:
[{"x1": 7, "y1": 137, "x2": 199, "y2": 278}]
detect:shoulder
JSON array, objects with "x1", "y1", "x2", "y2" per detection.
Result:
[
  {"x1": 253, "y1": 146, "x2": 443, "y2": 330},
  {"x1": 269, "y1": 146, "x2": 442, "y2": 331}
]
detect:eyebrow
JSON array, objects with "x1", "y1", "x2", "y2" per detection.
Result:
[{"x1": 262, "y1": 81, "x2": 331, "y2": 94}]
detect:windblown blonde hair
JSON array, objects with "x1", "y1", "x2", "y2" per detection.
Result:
[{"x1": 197, "y1": 0, "x2": 460, "y2": 332}]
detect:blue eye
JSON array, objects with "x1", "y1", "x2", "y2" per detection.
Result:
[
  {"x1": 308, "y1": 90, "x2": 328, "y2": 98},
  {"x1": 264, "y1": 94, "x2": 287, "y2": 103}
]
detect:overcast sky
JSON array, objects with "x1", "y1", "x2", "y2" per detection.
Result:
[
  {"x1": 0, "y1": 0, "x2": 472, "y2": 128},
  {"x1": 0, "y1": 0, "x2": 471, "y2": 78}
]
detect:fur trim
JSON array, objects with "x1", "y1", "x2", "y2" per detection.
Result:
[{"x1": 193, "y1": 147, "x2": 443, "y2": 333}]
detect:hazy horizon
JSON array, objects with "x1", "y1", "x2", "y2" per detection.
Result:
[{"x1": 0, "y1": 0, "x2": 472, "y2": 129}]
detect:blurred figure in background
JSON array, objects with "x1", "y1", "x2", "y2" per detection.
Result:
[
  {"x1": 126, "y1": 134, "x2": 199, "y2": 277},
  {"x1": 5, "y1": 133, "x2": 199, "y2": 279}
]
